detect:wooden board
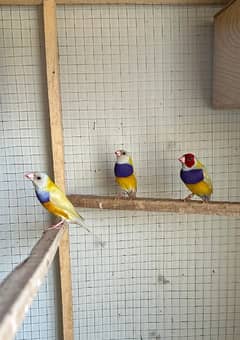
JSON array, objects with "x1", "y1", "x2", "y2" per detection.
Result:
[
  {"x1": 214, "y1": 0, "x2": 237, "y2": 16},
  {"x1": 213, "y1": 0, "x2": 240, "y2": 108},
  {"x1": 0, "y1": 228, "x2": 65, "y2": 340},
  {"x1": 43, "y1": 0, "x2": 74, "y2": 339},
  {"x1": 0, "y1": 0, "x2": 41, "y2": 4},
  {"x1": 68, "y1": 194, "x2": 240, "y2": 216},
  {"x1": 0, "y1": 0, "x2": 227, "y2": 5},
  {"x1": 56, "y1": 0, "x2": 226, "y2": 4}
]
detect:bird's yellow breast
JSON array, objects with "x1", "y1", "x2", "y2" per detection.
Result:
[
  {"x1": 185, "y1": 180, "x2": 212, "y2": 197},
  {"x1": 43, "y1": 201, "x2": 69, "y2": 220},
  {"x1": 115, "y1": 174, "x2": 137, "y2": 192}
]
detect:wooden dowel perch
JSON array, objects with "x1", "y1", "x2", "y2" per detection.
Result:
[
  {"x1": 68, "y1": 195, "x2": 240, "y2": 217},
  {"x1": 0, "y1": 228, "x2": 65, "y2": 340}
]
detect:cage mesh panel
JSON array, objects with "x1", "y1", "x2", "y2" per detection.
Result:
[
  {"x1": 57, "y1": 5, "x2": 240, "y2": 340},
  {"x1": 0, "y1": 6, "x2": 60, "y2": 340}
]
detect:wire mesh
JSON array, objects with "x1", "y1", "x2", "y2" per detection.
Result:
[
  {"x1": 1, "y1": 3, "x2": 240, "y2": 340},
  {"x1": 0, "y1": 6, "x2": 60, "y2": 340},
  {"x1": 57, "y1": 4, "x2": 240, "y2": 340}
]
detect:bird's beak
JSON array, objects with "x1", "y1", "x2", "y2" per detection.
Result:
[
  {"x1": 178, "y1": 156, "x2": 185, "y2": 164},
  {"x1": 115, "y1": 150, "x2": 121, "y2": 157},
  {"x1": 25, "y1": 172, "x2": 34, "y2": 181}
]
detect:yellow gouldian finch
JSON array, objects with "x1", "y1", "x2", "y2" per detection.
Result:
[
  {"x1": 178, "y1": 153, "x2": 213, "y2": 202},
  {"x1": 114, "y1": 149, "x2": 137, "y2": 199},
  {"x1": 25, "y1": 172, "x2": 90, "y2": 232}
]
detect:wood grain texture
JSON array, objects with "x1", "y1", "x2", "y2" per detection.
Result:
[
  {"x1": 56, "y1": 0, "x2": 226, "y2": 4},
  {"x1": 43, "y1": 0, "x2": 64, "y2": 188},
  {"x1": 43, "y1": 1, "x2": 73, "y2": 339},
  {"x1": 0, "y1": 228, "x2": 65, "y2": 340},
  {"x1": 68, "y1": 194, "x2": 240, "y2": 217},
  {"x1": 214, "y1": 0, "x2": 236, "y2": 17},
  {"x1": 0, "y1": 0, "x2": 227, "y2": 4},
  {"x1": 213, "y1": 0, "x2": 240, "y2": 108},
  {"x1": 0, "y1": 0, "x2": 41, "y2": 4}
]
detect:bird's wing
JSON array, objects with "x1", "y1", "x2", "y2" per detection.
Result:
[
  {"x1": 132, "y1": 174, "x2": 137, "y2": 190},
  {"x1": 195, "y1": 161, "x2": 213, "y2": 189},
  {"x1": 128, "y1": 157, "x2": 137, "y2": 175},
  {"x1": 48, "y1": 184, "x2": 81, "y2": 221},
  {"x1": 128, "y1": 157, "x2": 134, "y2": 167},
  {"x1": 202, "y1": 167, "x2": 213, "y2": 188}
]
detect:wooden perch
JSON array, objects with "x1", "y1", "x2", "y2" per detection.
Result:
[
  {"x1": 0, "y1": 227, "x2": 65, "y2": 340},
  {"x1": 0, "y1": 0, "x2": 228, "y2": 5},
  {"x1": 68, "y1": 194, "x2": 240, "y2": 217}
]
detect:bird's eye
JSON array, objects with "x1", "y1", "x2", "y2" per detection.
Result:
[
  {"x1": 122, "y1": 152, "x2": 126, "y2": 155},
  {"x1": 37, "y1": 176, "x2": 41, "y2": 180}
]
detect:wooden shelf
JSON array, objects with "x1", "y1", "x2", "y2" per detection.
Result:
[
  {"x1": 213, "y1": 0, "x2": 240, "y2": 108},
  {"x1": 68, "y1": 194, "x2": 240, "y2": 217}
]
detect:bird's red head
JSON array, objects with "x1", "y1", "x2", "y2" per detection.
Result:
[{"x1": 178, "y1": 153, "x2": 195, "y2": 168}]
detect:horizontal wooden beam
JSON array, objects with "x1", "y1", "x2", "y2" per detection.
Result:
[
  {"x1": 0, "y1": 0, "x2": 227, "y2": 5},
  {"x1": 68, "y1": 194, "x2": 240, "y2": 217},
  {"x1": 56, "y1": 0, "x2": 227, "y2": 4},
  {"x1": 0, "y1": 227, "x2": 65, "y2": 340},
  {"x1": 0, "y1": 0, "x2": 41, "y2": 4}
]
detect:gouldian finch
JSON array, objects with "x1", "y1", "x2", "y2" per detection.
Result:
[
  {"x1": 25, "y1": 172, "x2": 90, "y2": 232},
  {"x1": 178, "y1": 153, "x2": 213, "y2": 202},
  {"x1": 114, "y1": 149, "x2": 137, "y2": 198}
]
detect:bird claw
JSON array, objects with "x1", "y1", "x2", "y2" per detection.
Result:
[
  {"x1": 183, "y1": 193, "x2": 194, "y2": 201},
  {"x1": 45, "y1": 220, "x2": 64, "y2": 231},
  {"x1": 128, "y1": 192, "x2": 136, "y2": 200},
  {"x1": 115, "y1": 192, "x2": 127, "y2": 200},
  {"x1": 183, "y1": 194, "x2": 210, "y2": 203},
  {"x1": 115, "y1": 191, "x2": 136, "y2": 200}
]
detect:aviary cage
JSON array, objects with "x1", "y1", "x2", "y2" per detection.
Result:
[{"x1": 0, "y1": 0, "x2": 240, "y2": 339}]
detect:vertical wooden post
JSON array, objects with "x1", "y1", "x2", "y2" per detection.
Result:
[{"x1": 43, "y1": 1, "x2": 74, "y2": 339}]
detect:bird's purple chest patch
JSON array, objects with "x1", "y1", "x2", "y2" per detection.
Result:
[
  {"x1": 36, "y1": 189, "x2": 50, "y2": 204},
  {"x1": 180, "y1": 169, "x2": 204, "y2": 184},
  {"x1": 114, "y1": 163, "x2": 134, "y2": 177}
]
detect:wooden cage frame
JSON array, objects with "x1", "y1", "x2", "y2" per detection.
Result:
[{"x1": 0, "y1": 0, "x2": 238, "y2": 339}]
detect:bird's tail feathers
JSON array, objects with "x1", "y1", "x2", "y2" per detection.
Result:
[
  {"x1": 74, "y1": 216, "x2": 106, "y2": 248},
  {"x1": 74, "y1": 217, "x2": 91, "y2": 233}
]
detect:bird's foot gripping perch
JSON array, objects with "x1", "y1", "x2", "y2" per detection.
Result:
[
  {"x1": 200, "y1": 195, "x2": 210, "y2": 203},
  {"x1": 45, "y1": 220, "x2": 64, "y2": 231},
  {"x1": 115, "y1": 191, "x2": 136, "y2": 200},
  {"x1": 183, "y1": 193, "x2": 194, "y2": 201},
  {"x1": 115, "y1": 192, "x2": 128, "y2": 200},
  {"x1": 128, "y1": 191, "x2": 136, "y2": 200}
]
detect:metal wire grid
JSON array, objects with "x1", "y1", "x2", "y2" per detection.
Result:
[
  {"x1": 0, "y1": 6, "x2": 60, "y2": 340},
  {"x1": 57, "y1": 4, "x2": 240, "y2": 340},
  {"x1": 0, "y1": 3, "x2": 240, "y2": 340}
]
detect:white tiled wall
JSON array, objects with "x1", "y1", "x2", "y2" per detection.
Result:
[
  {"x1": 57, "y1": 5, "x2": 240, "y2": 340},
  {"x1": 0, "y1": 6, "x2": 59, "y2": 339}
]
